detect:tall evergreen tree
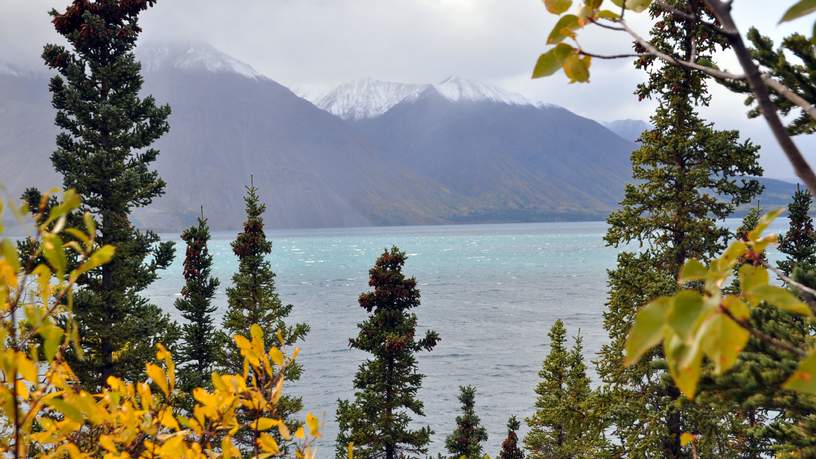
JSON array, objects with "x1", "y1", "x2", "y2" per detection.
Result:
[
  {"x1": 175, "y1": 210, "x2": 219, "y2": 393},
  {"x1": 445, "y1": 385, "x2": 488, "y2": 459},
  {"x1": 336, "y1": 247, "x2": 440, "y2": 459},
  {"x1": 498, "y1": 416, "x2": 524, "y2": 459},
  {"x1": 525, "y1": 320, "x2": 599, "y2": 458},
  {"x1": 42, "y1": 0, "x2": 179, "y2": 387},
  {"x1": 218, "y1": 181, "x2": 309, "y2": 450},
  {"x1": 595, "y1": 2, "x2": 763, "y2": 457}
]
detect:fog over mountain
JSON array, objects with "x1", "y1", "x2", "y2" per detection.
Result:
[{"x1": 0, "y1": 42, "x2": 795, "y2": 230}]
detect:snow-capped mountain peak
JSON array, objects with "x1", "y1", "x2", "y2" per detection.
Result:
[
  {"x1": 315, "y1": 78, "x2": 427, "y2": 120},
  {"x1": 433, "y1": 76, "x2": 529, "y2": 106},
  {"x1": 315, "y1": 76, "x2": 533, "y2": 120},
  {"x1": 137, "y1": 42, "x2": 264, "y2": 80}
]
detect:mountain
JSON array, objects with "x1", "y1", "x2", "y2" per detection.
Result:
[
  {"x1": 346, "y1": 83, "x2": 635, "y2": 221},
  {"x1": 603, "y1": 119, "x2": 651, "y2": 143},
  {"x1": 0, "y1": 44, "x2": 796, "y2": 230},
  {"x1": 316, "y1": 76, "x2": 530, "y2": 120},
  {"x1": 0, "y1": 44, "x2": 468, "y2": 230}
]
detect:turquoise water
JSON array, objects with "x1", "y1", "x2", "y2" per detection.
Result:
[{"x1": 149, "y1": 219, "x2": 786, "y2": 456}]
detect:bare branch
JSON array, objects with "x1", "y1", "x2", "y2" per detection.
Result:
[
  {"x1": 763, "y1": 260, "x2": 816, "y2": 314},
  {"x1": 579, "y1": 50, "x2": 646, "y2": 60},
  {"x1": 762, "y1": 75, "x2": 816, "y2": 123},
  {"x1": 702, "y1": 0, "x2": 816, "y2": 196},
  {"x1": 618, "y1": 19, "x2": 746, "y2": 81}
]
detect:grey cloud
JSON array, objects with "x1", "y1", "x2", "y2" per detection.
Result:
[{"x1": 1, "y1": 0, "x2": 813, "y2": 180}]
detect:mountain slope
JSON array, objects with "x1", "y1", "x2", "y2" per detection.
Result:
[
  {"x1": 350, "y1": 85, "x2": 636, "y2": 221},
  {"x1": 2, "y1": 44, "x2": 795, "y2": 230},
  {"x1": 603, "y1": 119, "x2": 651, "y2": 143},
  {"x1": 0, "y1": 45, "x2": 468, "y2": 230}
]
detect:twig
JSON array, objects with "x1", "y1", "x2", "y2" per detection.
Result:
[
  {"x1": 762, "y1": 261, "x2": 816, "y2": 314},
  {"x1": 618, "y1": 19, "x2": 746, "y2": 81},
  {"x1": 720, "y1": 305, "x2": 806, "y2": 358},
  {"x1": 579, "y1": 50, "x2": 646, "y2": 60},
  {"x1": 762, "y1": 75, "x2": 816, "y2": 124}
]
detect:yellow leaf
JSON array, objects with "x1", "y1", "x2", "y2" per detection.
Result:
[
  {"x1": 680, "y1": 432, "x2": 696, "y2": 446},
  {"x1": 255, "y1": 417, "x2": 281, "y2": 431},
  {"x1": 258, "y1": 433, "x2": 280, "y2": 454},
  {"x1": 160, "y1": 407, "x2": 180, "y2": 430},
  {"x1": 269, "y1": 347, "x2": 284, "y2": 367},
  {"x1": 307, "y1": 411, "x2": 320, "y2": 437},
  {"x1": 146, "y1": 363, "x2": 169, "y2": 396}
]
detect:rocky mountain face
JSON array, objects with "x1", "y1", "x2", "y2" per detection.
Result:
[{"x1": 0, "y1": 43, "x2": 795, "y2": 230}]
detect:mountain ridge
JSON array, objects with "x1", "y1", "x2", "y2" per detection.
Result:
[{"x1": 0, "y1": 42, "x2": 797, "y2": 230}]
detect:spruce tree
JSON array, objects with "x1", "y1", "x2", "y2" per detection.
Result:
[
  {"x1": 778, "y1": 185, "x2": 816, "y2": 276},
  {"x1": 218, "y1": 181, "x2": 309, "y2": 450},
  {"x1": 498, "y1": 416, "x2": 524, "y2": 459},
  {"x1": 175, "y1": 210, "x2": 219, "y2": 393},
  {"x1": 336, "y1": 247, "x2": 440, "y2": 459},
  {"x1": 699, "y1": 194, "x2": 816, "y2": 456},
  {"x1": 445, "y1": 385, "x2": 488, "y2": 459},
  {"x1": 525, "y1": 320, "x2": 599, "y2": 458},
  {"x1": 595, "y1": 2, "x2": 763, "y2": 457},
  {"x1": 42, "y1": 0, "x2": 179, "y2": 387}
]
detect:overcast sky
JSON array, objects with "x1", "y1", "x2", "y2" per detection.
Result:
[{"x1": 2, "y1": 0, "x2": 815, "y2": 180}]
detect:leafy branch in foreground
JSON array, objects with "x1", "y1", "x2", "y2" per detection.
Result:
[
  {"x1": 0, "y1": 190, "x2": 320, "y2": 458},
  {"x1": 532, "y1": 0, "x2": 816, "y2": 196},
  {"x1": 624, "y1": 209, "x2": 816, "y2": 399}
]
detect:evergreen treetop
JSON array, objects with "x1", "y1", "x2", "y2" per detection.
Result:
[
  {"x1": 596, "y1": 2, "x2": 763, "y2": 456},
  {"x1": 525, "y1": 320, "x2": 601, "y2": 459},
  {"x1": 336, "y1": 247, "x2": 439, "y2": 459},
  {"x1": 220, "y1": 182, "x2": 309, "y2": 366},
  {"x1": 778, "y1": 185, "x2": 816, "y2": 276},
  {"x1": 498, "y1": 416, "x2": 524, "y2": 459},
  {"x1": 218, "y1": 182, "x2": 309, "y2": 452},
  {"x1": 175, "y1": 210, "x2": 220, "y2": 393},
  {"x1": 445, "y1": 385, "x2": 488, "y2": 459},
  {"x1": 42, "y1": 0, "x2": 178, "y2": 387}
]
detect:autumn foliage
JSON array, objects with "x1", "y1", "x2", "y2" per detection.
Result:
[{"x1": 0, "y1": 190, "x2": 319, "y2": 458}]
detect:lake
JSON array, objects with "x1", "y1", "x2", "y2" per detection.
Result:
[{"x1": 148, "y1": 219, "x2": 787, "y2": 456}]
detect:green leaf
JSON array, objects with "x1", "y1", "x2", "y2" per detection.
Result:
[
  {"x1": 547, "y1": 14, "x2": 580, "y2": 44},
  {"x1": 722, "y1": 295, "x2": 750, "y2": 321},
  {"x1": 781, "y1": 0, "x2": 816, "y2": 23},
  {"x1": 544, "y1": 0, "x2": 572, "y2": 14},
  {"x1": 44, "y1": 189, "x2": 81, "y2": 227},
  {"x1": 664, "y1": 333, "x2": 702, "y2": 399},
  {"x1": 73, "y1": 244, "x2": 116, "y2": 280},
  {"x1": 668, "y1": 291, "x2": 705, "y2": 340},
  {"x1": 46, "y1": 398, "x2": 83, "y2": 423},
  {"x1": 624, "y1": 296, "x2": 670, "y2": 366},
  {"x1": 699, "y1": 311, "x2": 750, "y2": 374},
  {"x1": 532, "y1": 43, "x2": 574, "y2": 78},
  {"x1": 738, "y1": 264, "x2": 768, "y2": 292},
  {"x1": 784, "y1": 349, "x2": 816, "y2": 393},
  {"x1": 610, "y1": 0, "x2": 652, "y2": 13},
  {"x1": 596, "y1": 9, "x2": 620, "y2": 20},
  {"x1": 749, "y1": 285, "x2": 812, "y2": 316},
  {"x1": 42, "y1": 233, "x2": 66, "y2": 277},
  {"x1": 563, "y1": 53, "x2": 590, "y2": 82},
  {"x1": 678, "y1": 259, "x2": 707, "y2": 283},
  {"x1": 747, "y1": 208, "x2": 784, "y2": 241},
  {"x1": 39, "y1": 325, "x2": 64, "y2": 363}
]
